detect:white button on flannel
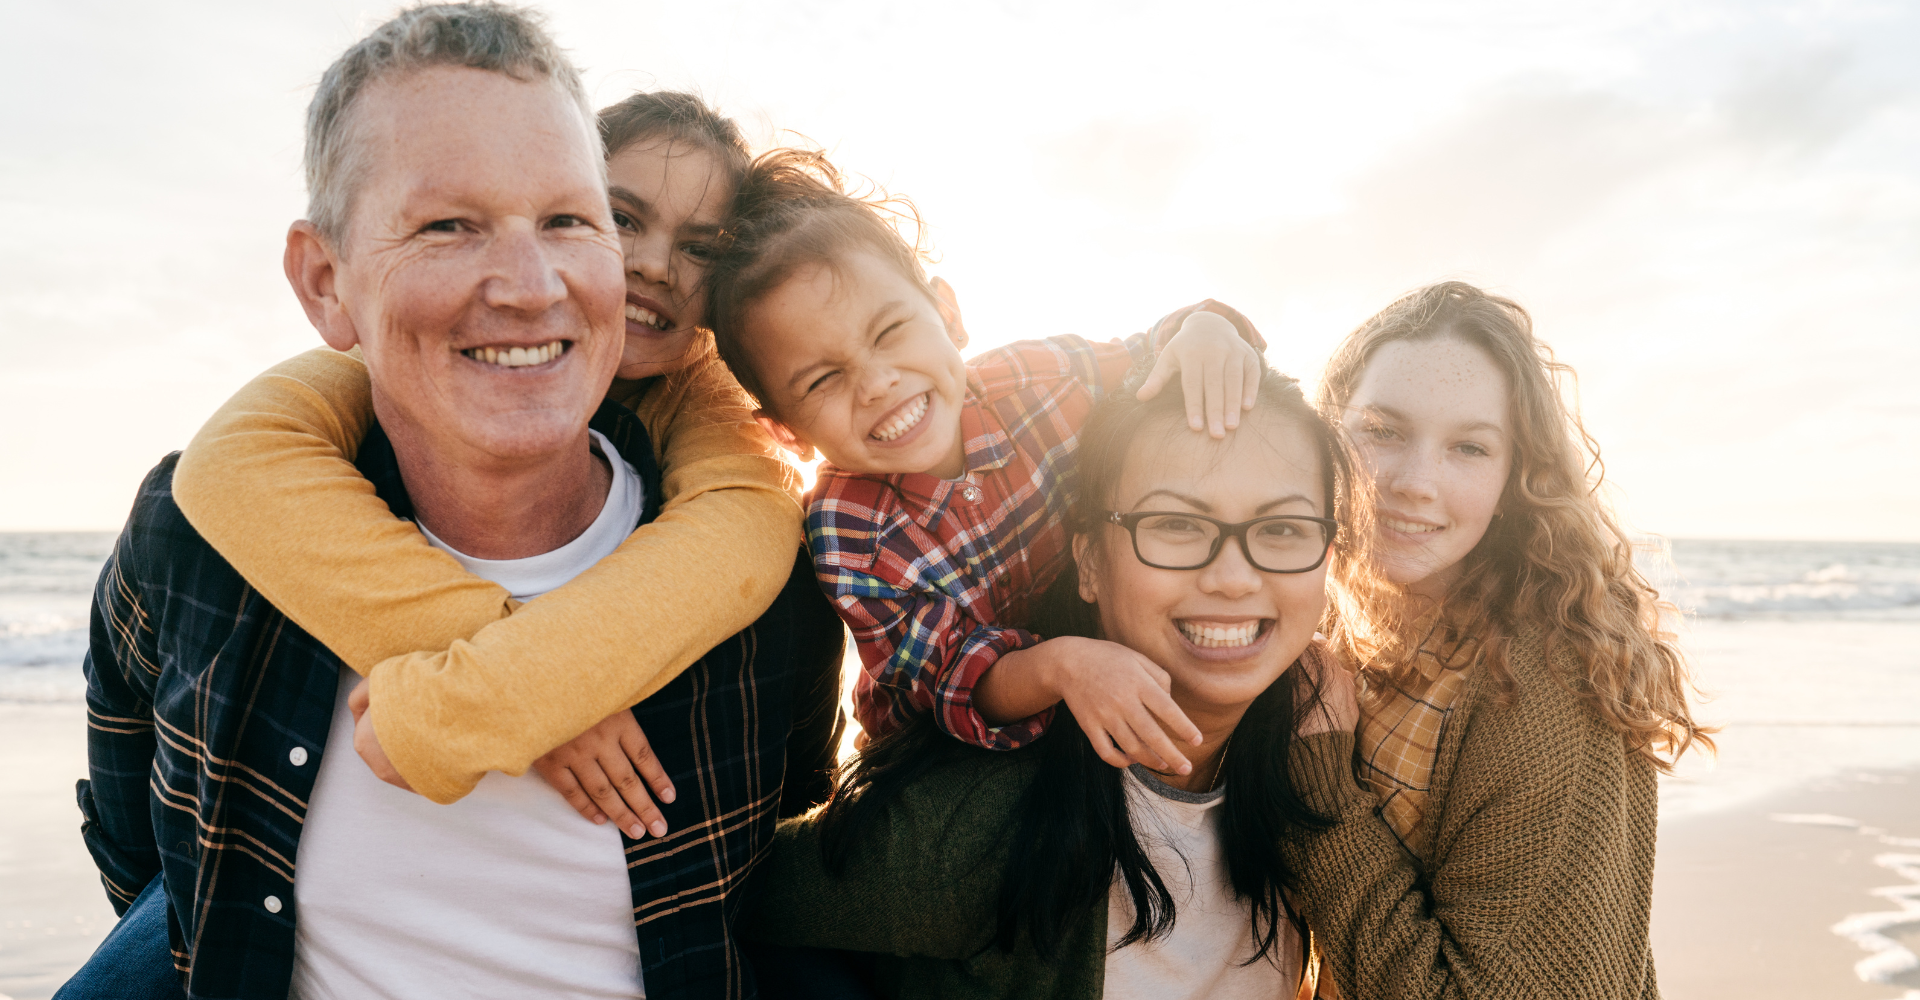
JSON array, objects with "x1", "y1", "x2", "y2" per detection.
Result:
[
  {"x1": 961, "y1": 485, "x2": 982, "y2": 502},
  {"x1": 264, "y1": 895, "x2": 283, "y2": 913},
  {"x1": 289, "y1": 747, "x2": 309, "y2": 767}
]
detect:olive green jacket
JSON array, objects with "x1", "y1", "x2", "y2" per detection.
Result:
[{"x1": 740, "y1": 752, "x2": 1112, "y2": 1000}]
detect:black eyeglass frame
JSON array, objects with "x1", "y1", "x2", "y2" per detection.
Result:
[{"x1": 1103, "y1": 510, "x2": 1339, "y2": 574}]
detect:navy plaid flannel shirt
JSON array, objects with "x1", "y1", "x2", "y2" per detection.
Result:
[{"x1": 78, "y1": 397, "x2": 840, "y2": 1000}]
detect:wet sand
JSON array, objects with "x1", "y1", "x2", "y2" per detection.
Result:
[
  {"x1": 0, "y1": 704, "x2": 117, "y2": 1000},
  {"x1": 6, "y1": 700, "x2": 1920, "y2": 999},
  {"x1": 1653, "y1": 764, "x2": 1920, "y2": 998}
]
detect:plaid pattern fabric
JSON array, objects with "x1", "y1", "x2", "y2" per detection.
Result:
[
  {"x1": 79, "y1": 399, "x2": 831, "y2": 1000},
  {"x1": 808, "y1": 333, "x2": 1147, "y2": 749},
  {"x1": 1354, "y1": 611, "x2": 1477, "y2": 861}
]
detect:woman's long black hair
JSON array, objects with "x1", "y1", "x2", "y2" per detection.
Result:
[{"x1": 818, "y1": 359, "x2": 1355, "y2": 965}]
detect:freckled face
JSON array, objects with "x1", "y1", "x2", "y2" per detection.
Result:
[
  {"x1": 1075, "y1": 411, "x2": 1331, "y2": 724},
  {"x1": 1342, "y1": 336, "x2": 1512, "y2": 597},
  {"x1": 606, "y1": 140, "x2": 732, "y2": 379},
  {"x1": 742, "y1": 252, "x2": 970, "y2": 478},
  {"x1": 331, "y1": 65, "x2": 625, "y2": 466}
]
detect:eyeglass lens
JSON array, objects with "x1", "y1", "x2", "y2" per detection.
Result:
[{"x1": 1132, "y1": 514, "x2": 1330, "y2": 571}]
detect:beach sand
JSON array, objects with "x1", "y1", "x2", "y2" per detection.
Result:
[
  {"x1": 6, "y1": 704, "x2": 1920, "y2": 999},
  {"x1": 1653, "y1": 765, "x2": 1920, "y2": 998},
  {"x1": 0, "y1": 704, "x2": 117, "y2": 1000}
]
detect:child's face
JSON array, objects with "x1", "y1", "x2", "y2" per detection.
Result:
[
  {"x1": 607, "y1": 138, "x2": 731, "y2": 380},
  {"x1": 1341, "y1": 336, "x2": 1512, "y2": 598},
  {"x1": 744, "y1": 251, "x2": 970, "y2": 478}
]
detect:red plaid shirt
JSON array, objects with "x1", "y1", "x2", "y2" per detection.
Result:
[{"x1": 806, "y1": 334, "x2": 1148, "y2": 749}]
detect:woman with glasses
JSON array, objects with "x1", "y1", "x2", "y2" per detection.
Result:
[
  {"x1": 741, "y1": 362, "x2": 1354, "y2": 999},
  {"x1": 1276, "y1": 282, "x2": 1713, "y2": 998}
]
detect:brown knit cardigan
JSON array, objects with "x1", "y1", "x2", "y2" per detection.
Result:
[{"x1": 1282, "y1": 621, "x2": 1661, "y2": 998}]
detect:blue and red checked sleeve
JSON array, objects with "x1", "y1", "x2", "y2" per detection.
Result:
[{"x1": 817, "y1": 562, "x2": 1053, "y2": 750}]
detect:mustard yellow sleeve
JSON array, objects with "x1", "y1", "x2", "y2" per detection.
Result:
[
  {"x1": 171, "y1": 348, "x2": 515, "y2": 670},
  {"x1": 173, "y1": 341, "x2": 805, "y2": 804},
  {"x1": 367, "y1": 342, "x2": 807, "y2": 802}
]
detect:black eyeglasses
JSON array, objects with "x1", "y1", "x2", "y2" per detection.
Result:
[{"x1": 1104, "y1": 511, "x2": 1338, "y2": 573}]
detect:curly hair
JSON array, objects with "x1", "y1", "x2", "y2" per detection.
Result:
[{"x1": 1318, "y1": 281, "x2": 1712, "y2": 772}]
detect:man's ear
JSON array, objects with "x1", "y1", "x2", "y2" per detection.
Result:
[
  {"x1": 754, "y1": 411, "x2": 817, "y2": 462},
  {"x1": 285, "y1": 220, "x2": 359, "y2": 352},
  {"x1": 930, "y1": 276, "x2": 968, "y2": 352},
  {"x1": 1072, "y1": 532, "x2": 1099, "y2": 604}
]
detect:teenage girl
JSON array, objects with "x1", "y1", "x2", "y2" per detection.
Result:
[{"x1": 1283, "y1": 281, "x2": 1711, "y2": 997}]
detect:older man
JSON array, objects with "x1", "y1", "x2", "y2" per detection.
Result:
[{"x1": 64, "y1": 5, "x2": 836, "y2": 999}]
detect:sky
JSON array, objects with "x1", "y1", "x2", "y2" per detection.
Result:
[{"x1": 1, "y1": 0, "x2": 1915, "y2": 538}]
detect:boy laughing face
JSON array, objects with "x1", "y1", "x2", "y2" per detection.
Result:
[{"x1": 742, "y1": 250, "x2": 972, "y2": 479}]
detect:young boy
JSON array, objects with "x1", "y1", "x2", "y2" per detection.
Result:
[{"x1": 709, "y1": 149, "x2": 1267, "y2": 775}]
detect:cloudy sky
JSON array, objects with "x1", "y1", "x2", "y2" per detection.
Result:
[{"x1": 2, "y1": 0, "x2": 1915, "y2": 538}]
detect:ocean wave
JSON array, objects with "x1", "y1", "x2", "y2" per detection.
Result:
[
  {"x1": 1672, "y1": 566, "x2": 1920, "y2": 618},
  {"x1": 0, "y1": 615, "x2": 89, "y2": 668}
]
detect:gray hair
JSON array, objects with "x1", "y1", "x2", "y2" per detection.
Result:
[{"x1": 304, "y1": 2, "x2": 598, "y2": 246}]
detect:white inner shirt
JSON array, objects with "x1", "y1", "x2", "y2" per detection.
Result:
[
  {"x1": 290, "y1": 429, "x2": 646, "y2": 1000},
  {"x1": 1102, "y1": 765, "x2": 1302, "y2": 1000}
]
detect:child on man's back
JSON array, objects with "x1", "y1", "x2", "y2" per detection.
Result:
[{"x1": 707, "y1": 149, "x2": 1267, "y2": 776}]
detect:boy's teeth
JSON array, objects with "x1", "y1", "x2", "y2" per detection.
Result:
[
  {"x1": 870, "y1": 393, "x2": 930, "y2": 442},
  {"x1": 1178, "y1": 621, "x2": 1262, "y2": 648},
  {"x1": 624, "y1": 303, "x2": 670, "y2": 330},
  {"x1": 462, "y1": 341, "x2": 568, "y2": 367},
  {"x1": 1384, "y1": 518, "x2": 1442, "y2": 534}
]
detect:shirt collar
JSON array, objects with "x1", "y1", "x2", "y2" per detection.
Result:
[{"x1": 881, "y1": 395, "x2": 1014, "y2": 529}]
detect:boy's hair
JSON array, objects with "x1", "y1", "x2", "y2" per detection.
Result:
[
  {"x1": 706, "y1": 147, "x2": 933, "y2": 409},
  {"x1": 1317, "y1": 280, "x2": 1712, "y2": 771},
  {"x1": 596, "y1": 90, "x2": 750, "y2": 193}
]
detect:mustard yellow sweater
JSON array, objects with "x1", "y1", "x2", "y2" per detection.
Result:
[{"x1": 170, "y1": 340, "x2": 804, "y2": 803}]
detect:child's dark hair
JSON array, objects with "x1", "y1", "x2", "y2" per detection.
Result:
[
  {"x1": 705, "y1": 147, "x2": 933, "y2": 409},
  {"x1": 596, "y1": 90, "x2": 750, "y2": 191},
  {"x1": 818, "y1": 359, "x2": 1349, "y2": 966}
]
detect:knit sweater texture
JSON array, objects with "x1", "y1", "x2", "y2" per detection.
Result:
[{"x1": 1283, "y1": 620, "x2": 1662, "y2": 999}]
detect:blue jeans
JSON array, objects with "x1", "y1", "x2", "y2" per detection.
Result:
[{"x1": 54, "y1": 876, "x2": 186, "y2": 1000}]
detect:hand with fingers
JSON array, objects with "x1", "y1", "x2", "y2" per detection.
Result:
[
  {"x1": 1137, "y1": 309, "x2": 1266, "y2": 439},
  {"x1": 532, "y1": 709, "x2": 678, "y2": 841},
  {"x1": 999, "y1": 635, "x2": 1203, "y2": 774}
]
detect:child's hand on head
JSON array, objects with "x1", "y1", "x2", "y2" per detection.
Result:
[
  {"x1": 1137, "y1": 309, "x2": 1265, "y2": 439},
  {"x1": 533, "y1": 710, "x2": 677, "y2": 840}
]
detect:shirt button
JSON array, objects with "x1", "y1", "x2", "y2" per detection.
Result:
[
  {"x1": 289, "y1": 747, "x2": 309, "y2": 767},
  {"x1": 961, "y1": 486, "x2": 982, "y2": 502},
  {"x1": 264, "y1": 895, "x2": 283, "y2": 914}
]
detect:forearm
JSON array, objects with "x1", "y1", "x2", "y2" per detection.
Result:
[
  {"x1": 173, "y1": 348, "x2": 510, "y2": 674},
  {"x1": 971, "y1": 643, "x2": 1059, "y2": 725},
  {"x1": 371, "y1": 487, "x2": 804, "y2": 802}
]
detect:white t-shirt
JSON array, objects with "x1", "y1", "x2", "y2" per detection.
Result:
[
  {"x1": 1102, "y1": 765, "x2": 1302, "y2": 1000},
  {"x1": 290, "y1": 430, "x2": 647, "y2": 1000}
]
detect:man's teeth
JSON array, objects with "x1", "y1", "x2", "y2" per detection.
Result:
[
  {"x1": 625, "y1": 303, "x2": 671, "y2": 331},
  {"x1": 1178, "y1": 621, "x2": 1262, "y2": 648},
  {"x1": 1383, "y1": 517, "x2": 1443, "y2": 534},
  {"x1": 870, "y1": 393, "x2": 930, "y2": 443},
  {"x1": 462, "y1": 341, "x2": 568, "y2": 367}
]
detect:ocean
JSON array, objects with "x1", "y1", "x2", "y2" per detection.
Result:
[
  {"x1": 7, "y1": 531, "x2": 1919, "y2": 807},
  {"x1": 2, "y1": 533, "x2": 1919, "y2": 996}
]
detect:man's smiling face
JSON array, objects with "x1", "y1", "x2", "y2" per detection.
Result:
[{"x1": 329, "y1": 65, "x2": 626, "y2": 469}]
